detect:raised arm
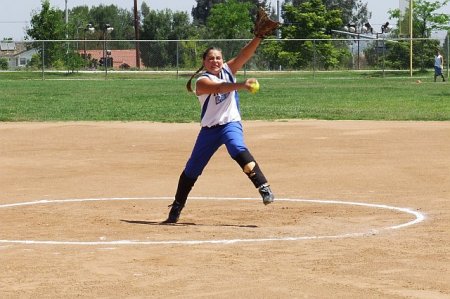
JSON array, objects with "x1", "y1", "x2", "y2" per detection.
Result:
[
  {"x1": 226, "y1": 37, "x2": 263, "y2": 74},
  {"x1": 226, "y1": 8, "x2": 280, "y2": 74}
]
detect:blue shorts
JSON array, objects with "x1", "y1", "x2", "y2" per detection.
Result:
[
  {"x1": 435, "y1": 66, "x2": 443, "y2": 76},
  {"x1": 184, "y1": 121, "x2": 248, "y2": 179}
]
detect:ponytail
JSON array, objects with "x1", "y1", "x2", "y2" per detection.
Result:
[{"x1": 186, "y1": 65, "x2": 204, "y2": 93}]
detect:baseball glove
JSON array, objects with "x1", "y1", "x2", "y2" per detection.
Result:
[{"x1": 253, "y1": 7, "x2": 280, "y2": 38}]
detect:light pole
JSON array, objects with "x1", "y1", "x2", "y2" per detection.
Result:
[
  {"x1": 343, "y1": 24, "x2": 359, "y2": 69},
  {"x1": 65, "y1": 0, "x2": 68, "y2": 39},
  {"x1": 336, "y1": 22, "x2": 388, "y2": 71},
  {"x1": 343, "y1": 23, "x2": 373, "y2": 70},
  {"x1": 103, "y1": 24, "x2": 114, "y2": 77},
  {"x1": 378, "y1": 22, "x2": 391, "y2": 77},
  {"x1": 65, "y1": 0, "x2": 69, "y2": 56},
  {"x1": 83, "y1": 23, "x2": 95, "y2": 68}
]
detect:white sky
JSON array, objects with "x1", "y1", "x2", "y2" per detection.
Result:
[{"x1": 0, "y1": 0, "x2": 448, "y2": 40}]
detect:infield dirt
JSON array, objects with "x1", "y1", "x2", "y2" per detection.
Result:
[{"x1": 1, "y1": 121, "x2": 449, "y2": 298}]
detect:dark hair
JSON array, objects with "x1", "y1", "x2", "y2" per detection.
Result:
[{"x1": 186, "y1": 47, "x2": 222, "y2": 93}]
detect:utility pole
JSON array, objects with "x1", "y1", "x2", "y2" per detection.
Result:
[{"x1": 134, "y1": 0, "x2": 141, "y2": 69}]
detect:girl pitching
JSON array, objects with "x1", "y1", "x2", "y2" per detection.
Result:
[{"x1": 163, "y1": 36, "x2": 274, "y2": 223}]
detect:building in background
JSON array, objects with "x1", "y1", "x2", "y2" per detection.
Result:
[
  {"x1": 79, "y1": 49, "x2": 143, "y2": 69},
  {"x1": 0, "y1": 41, "x2": 37, "y2": 69}
]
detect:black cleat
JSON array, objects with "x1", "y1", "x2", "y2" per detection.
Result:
[
  {"x1": 258, "y1": 184, "x2": 274, "y2": 205},
  {"x1": 163, "y1": 201, "x2": 184, "y2": 223}
]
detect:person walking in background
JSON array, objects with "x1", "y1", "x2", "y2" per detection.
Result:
[
  {"x1": 434, "y1": 50, "x2": 445, "y2": 82},
  {"x1": 162, "y1": 8, "x2": 280, "y2": 224}
]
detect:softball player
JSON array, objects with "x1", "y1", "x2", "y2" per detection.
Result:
[{"x1": 163, "y1": 36, "x2": 274, "y2": 223}]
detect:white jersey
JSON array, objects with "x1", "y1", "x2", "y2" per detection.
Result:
[
  {"x1": 435, "y1": 54, "x2": 443, "y2": 68},
  {"x1": 195, "y1": 63, "x2": 241, "y2": 128}
]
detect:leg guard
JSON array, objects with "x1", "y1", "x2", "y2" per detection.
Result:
[
  {"x1": 174, "y1": 171, "x2": 197, "y2": 207},
  {"x1": 164, "y1": 171, "x2": 197, "y2": 223},
  {"x1": 233, "y1": 150, "x2": 268, "y2": 188}
]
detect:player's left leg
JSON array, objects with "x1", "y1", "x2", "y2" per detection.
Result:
[
  {"x1": 233, "y1": 149, "x2": 274, "y2": 205},
  {"x1": 223, "y1": 122, "x2": 274, "y2": 205}
]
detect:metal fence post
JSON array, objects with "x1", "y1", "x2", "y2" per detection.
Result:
[
  {"x1": 41, "y1": 41, "x2": 45, "y2": 80},
  {"x1": 447, "y1": 31, "x2": 449, "y2": 79},
  {"x1": 176, "y1": 40, "x2": 179, "y2": 79},
  {"x1": 382, "y1": 37, "x2": 386, "y2": 78},
  {"x1": 313, "y1": 39, "x2": 316, "y2": 79}
]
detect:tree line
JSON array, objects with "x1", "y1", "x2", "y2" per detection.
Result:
[{"x1": 20, "y1": 0, "x2": 450, "y2": 71}]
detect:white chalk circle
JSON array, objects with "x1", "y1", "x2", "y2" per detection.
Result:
[{"x1": 0, "y1": 197, "x2": 425, "y2": 246}]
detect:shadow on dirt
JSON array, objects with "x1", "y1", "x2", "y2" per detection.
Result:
[{"x1": 120, "y1": 219, "x2": 258, "y2": 228}]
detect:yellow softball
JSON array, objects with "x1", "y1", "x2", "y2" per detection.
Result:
[{"x1": 250, "y1": 81, "x2": 260, "y2": 94}]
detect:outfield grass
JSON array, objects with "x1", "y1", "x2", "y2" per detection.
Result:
[{"x1": 0, "y1": 71, "x2": 449, "y2": 121}]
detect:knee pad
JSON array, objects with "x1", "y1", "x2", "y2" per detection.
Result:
[
  {"x1": 233, "y1": 150, "x2": 268, "y2": 188},
  {"x1": 233, "y1": 150, "x2": 254, "y2": 169}
]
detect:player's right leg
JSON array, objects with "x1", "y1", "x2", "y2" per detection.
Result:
[
  {"x1": 164, "y1": 171, "x2": 197, "y2": 223},
  {"x1": 163, "y1": 127, "x2": 221, "y2": 223}
]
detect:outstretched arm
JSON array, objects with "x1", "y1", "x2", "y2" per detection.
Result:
[{"x1": 226, "y1": 37, "x2": 263, "y2": 74}]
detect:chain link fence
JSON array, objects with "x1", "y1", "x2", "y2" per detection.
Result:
[{"x1": 1, "y1": 38, "x2": 448, "y2": 78}]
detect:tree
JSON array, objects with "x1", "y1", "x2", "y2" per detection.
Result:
[
  {"x1": 67, "y1": 5, "x2": 91, "y2": 39},
  {"x1": 192, "y1": 0, "x2": 222, "y2": 26},
  {"x1": 275, "y1": 0, "x2": 345, "y2": 69},
  {"x1": 200, "y1": 0, "x2": 254, "y2": 62},
  {"x1": 27, "y1": 1, "x2": 66, "y2": 40},
  {"x1": 374, "y1": 38, "x2": 441, "y2": 70},
  {"x1": 348, "y1": 0, "x2": 371, "y2": 29},
  {"x1": 390, "y1": 0, "x2": 450, "y2": 38},
  {"x1": 140, "y1": 9, "x2": 195, "y2": 68},
  {"x1": 169, "y1": 11, "x2": 199, "y2": 69},
  {"x1": 0, "y1": 57, "x2": 8, "y2": 70},
  {"x1": 192, "y1": 0, "x2": 270, "y2": 26},
  {"x1": 294, "y1": 0, "x2": 370, "y2": 29},
  {"x1": 206, "y1": 0, "x2": 253, "y2": 39},
  {"x1": 88, "y1": 5, "x2": 135, "y2": 49},
  {"x1": 382, "y1": 0, "x2": 450, "y2": 70},
  {"x1": 27, "y1": 0, "x2": 66, "y2": 68},
  {"x1": 141, "y1": 2, "x2": 151, "y2": 19}
]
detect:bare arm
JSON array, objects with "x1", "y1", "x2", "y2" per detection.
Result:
[
  {"x1": 196, "y1": 77, "x2": 257, "y2": 95},
  {"x1": 226, "y1": 37, "x2": 263, "y2": 74}
]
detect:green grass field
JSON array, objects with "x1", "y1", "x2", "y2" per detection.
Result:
[{"x1": 0, "y1": 71, "x2": 449, "y2": 121}]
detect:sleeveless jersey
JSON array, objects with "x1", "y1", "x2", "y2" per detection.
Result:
[
  {"x1": 195, "y1": 64, "x2": 241, "y2": 128},
  {"x1": 435, "y1": 54, "x2": 443, "y2": 67}
]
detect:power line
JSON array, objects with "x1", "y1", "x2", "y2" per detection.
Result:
[{"x1": 0, "y1": 21, "x2": 29, "y2": 23}]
